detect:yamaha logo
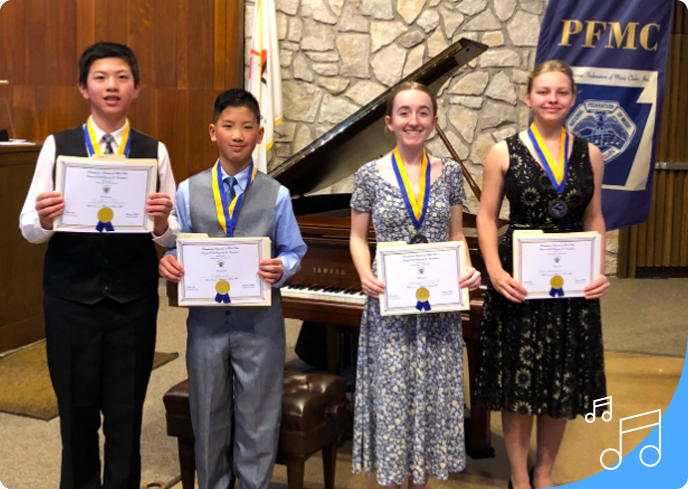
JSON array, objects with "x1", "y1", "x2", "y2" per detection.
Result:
[{"x1": 567, "y1": 100, "x2": 636, "y2": 163}]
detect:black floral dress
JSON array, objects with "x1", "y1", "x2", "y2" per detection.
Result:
[
  {"x1": 350, "y1": 158, "x2": 467, "y2": 485},
  {"x1": 473, "y1": 134, "x2": 607, "y2": 419}
]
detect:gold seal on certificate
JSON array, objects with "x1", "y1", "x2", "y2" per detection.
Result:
[
  {"x1": 377, "y1": 241, "x2": 469, "y2": 316},
  {"x1": 54, "y1": 155, "x2": 157, "y2": 233},
  {"x1": 550, "y1": 275, "x2": 565, "y2": 297},
  {"x1": 415, "y1": 287, "x2": 431, "y2": 311},
  {"x1": 513, "y1": 230, "x2": 601, "y2": 299},
  {"x1": 177, "y1": 235, "x2": 272, "y2": 307},
  {"x1": 96, "y1": 207, "x2": 115, "y2": 232},
  {"x1": 215, "y1": 279, "x2": 231, "y2": 304}
]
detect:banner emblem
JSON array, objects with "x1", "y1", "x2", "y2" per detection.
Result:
[{"x1": 567, "y1": 100, "x2": 636, "y2": 164}]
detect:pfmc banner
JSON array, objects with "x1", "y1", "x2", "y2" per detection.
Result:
[{"x1": 535, "y1": 1, "x2": 674, "y2": 230}]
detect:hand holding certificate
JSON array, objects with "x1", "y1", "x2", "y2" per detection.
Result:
[
  {"x1": 377, "y1": 241, "x2": 469, "y2": 316},
  {"x1": 54, "y1": 155, "x2": 157, "y2": 233},
  {"x1": 513, "y1": 230, "x2": 601, "y2": 299},
  {"x1": 176, "y1": 235, "x2": 272, "y2": 307}
]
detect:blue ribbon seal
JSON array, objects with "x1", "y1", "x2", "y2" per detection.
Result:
[{"x1": 214, "y1": 293, "x2": 231, "y2": 304}]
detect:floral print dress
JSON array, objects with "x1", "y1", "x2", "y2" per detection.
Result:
[
  {"x1": 350, "y1": 157, "x2": 467, "y2": 486},
  {"x1": 473, "y1": 134, "x2": 607, "y2": 419}
]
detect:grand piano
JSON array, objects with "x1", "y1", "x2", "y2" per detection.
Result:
[{"x1": 270, "y1": 38, "x2": 495, "y2": 459}]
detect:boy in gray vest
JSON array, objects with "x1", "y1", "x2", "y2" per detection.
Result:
[
  {"x1": 159, "y1": 89, "x2": 307, "y2": 489},
  {"x1": 19, "y1": 42, "x2": 178, "y2": 489}
]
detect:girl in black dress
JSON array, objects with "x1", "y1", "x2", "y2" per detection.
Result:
[{"x1": 474, "y1": 60, "x2": 610, "y2": 489}]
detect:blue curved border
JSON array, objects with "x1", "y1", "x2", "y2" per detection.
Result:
[{"x1": 564, "y1": 339, "x2": 688, "y2": 488}]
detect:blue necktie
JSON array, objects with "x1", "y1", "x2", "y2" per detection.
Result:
[{"x1": 225, "y1": 176, "x2": 236, "y2": 202}]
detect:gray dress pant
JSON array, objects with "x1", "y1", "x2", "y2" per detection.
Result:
[{"x1": 186, "y1": 301, "x2": 285, "y2": 489}]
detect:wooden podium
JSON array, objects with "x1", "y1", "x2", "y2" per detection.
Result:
[{"x1": 0, "y1": 144, "x2": 47, "y2": 354}]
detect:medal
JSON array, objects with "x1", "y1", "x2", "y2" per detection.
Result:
[
  {"x1": 549, "y1": 275, "x2": 565, "y2": 298},
  {"x1": 415, "y1": 287, "x2": 431, "y2": 311},
  {"x1": 527, "y1": 123, "x2": 569, "y2": 194},
  {"x1": 215, "y1": 280, "x2": 231, "y2": 304},
  {"x1": 549, "y1": 199, "x2": 569, "y2": 219},
  {"x1": 83, "y1": 117, "x2": 131, "y2": 157},
  {"x1": 96, "y1": 207, "x2": 115, "y2": 232},
  {"x1": 408, "y1": 233, "x2": 429, "y2": 244},
  {"x1": 391, "y1": 147, "x2": 431, "y2": 239},
  {"x1": 212, "y1": 159, "x2": 256, "y2": 237}
]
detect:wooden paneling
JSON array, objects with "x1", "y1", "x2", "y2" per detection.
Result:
[
  {"x1": 618, "y1": 167, "x2": 688, "y2": 277},
  {"x1": 618, "y1": 3, "x2": 688, "y2": 278},
  {"x1": 657, "y1": 4, "x2": 688, "y2": 163},
  {"x1": 0, "y1": 146, "x2": 47, "y2": 354},
  {"x1": 0, "y1": 0, "x2": 244, "y2": 183},
  {"x1": 0, "y1": 1, "x2": 243, "y2": 352}
]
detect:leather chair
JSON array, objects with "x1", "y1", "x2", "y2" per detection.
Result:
[{"x1": 163, "y1": 371, "x2": 349, "y2": 489}]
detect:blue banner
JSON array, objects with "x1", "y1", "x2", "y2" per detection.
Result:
[{"x1": 534, "y1": 0, "x2": 674, "y2": 230}]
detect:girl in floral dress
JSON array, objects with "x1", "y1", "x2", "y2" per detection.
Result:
[{"x1": 349, "y1": 81, "x2": 482, "y2": 488}]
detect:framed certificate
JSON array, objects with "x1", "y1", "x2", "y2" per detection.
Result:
[
  {"x1": 177, "y1": 236, "x2": 272, "y2": 307},
  {"x1": 377, "y1": 241, "x2": 469, "y2": 316},
  {"x1": 513, "y1": 230, "x2": 601, "y2": 299},
  {"x1": 54, "y1": 155, "x2": 157, "y2": 233}
]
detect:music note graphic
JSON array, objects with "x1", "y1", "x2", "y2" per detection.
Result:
[
  {"x1": 600, "y1": 409, "x2": 661, "y2": 470},
  {"x1": 585, "y1": 396, "x2": 613, "y2": 423}
]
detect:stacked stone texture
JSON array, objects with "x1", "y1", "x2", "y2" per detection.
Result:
[{"x1": 244, "y1": 0, "x2": 618, "y2": 273}]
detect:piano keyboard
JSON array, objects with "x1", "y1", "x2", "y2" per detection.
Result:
[{"x1": 282, "y1": 284, "x2": 367, "y2": 305}]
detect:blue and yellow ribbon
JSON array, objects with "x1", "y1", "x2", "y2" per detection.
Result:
[
  {"x1": 527, "y1": 123, "x2": 569, "y2": 194},
  {"x1": 83, "y1": 117, "x2": 131, "y2": 157},
  {"x1": 391, "y1": 148, "x2": 431, "y2": 230},
  {"x1": 214, "y1": 279, "x2": 231, "y2": 304},
  {"x1": 211, "y1": 159, "x2": 256, "y2": 237},
  {"x1": 415, "y1": 287, "x2": 431, "y2": 311},
  {"x1": 96, "y1": 207, "x2": 115, "y2": 232},
  {"x1": 549, "y1": 275, "x2": 565, "y2": 298}
]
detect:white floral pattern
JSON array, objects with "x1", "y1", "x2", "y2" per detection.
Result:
[{"x1": 350, "y1": 158, "x2": 467, "y2": 486}]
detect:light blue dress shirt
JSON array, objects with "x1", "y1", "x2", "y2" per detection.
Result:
[{"x1": 171, "y1": 164, "x2": 307, "y2": 288}]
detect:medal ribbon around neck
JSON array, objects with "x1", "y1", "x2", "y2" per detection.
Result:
[
  {"x1": 527, "y1": 123, "x2": 569, "y2": 194},
  {"x1": 212, "y1": 159, "x2": 256, "y2": 237},
  {"x1": 391, "y1": 147, "x2": 431, "y2": 230},
  {"x1": 83, "y1": 117, "x2": 131, "y2": 157}
]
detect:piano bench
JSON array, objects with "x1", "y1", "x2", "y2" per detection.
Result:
[{"x1": 163, "y1": 371, "x2": 349, "y2": 489}]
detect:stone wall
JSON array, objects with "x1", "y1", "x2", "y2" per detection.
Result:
[{"x1": 244, "y1": 0, "x2": 619, "y2": 274}]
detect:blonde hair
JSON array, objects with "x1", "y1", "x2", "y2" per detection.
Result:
[
  {"x1": 527, "y1": 60, "x2": 576, "y2": 95},
  {"x1": 385, "y1": 81, "x2": 438, "y2": 118}
]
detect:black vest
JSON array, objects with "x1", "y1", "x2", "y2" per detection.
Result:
[{"x1": 44, "y1": 125, "x2": 160, "y2": 304}]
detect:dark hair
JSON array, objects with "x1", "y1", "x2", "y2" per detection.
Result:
[
  {"x1": 213, "y1": 89, "x2": 261, "y2": 124},
  {"x1": 527, "y1": 59, "x2": 576, "y2": 95},
  {"x1": 78, "y1": 42, "x2": 140, "y2": 88},
  {"x1": 385, "y1": 81, "x2": 438, "y2": 119}
]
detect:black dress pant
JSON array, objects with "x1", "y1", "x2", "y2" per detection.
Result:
[{"x1": 44, "y1": 293, "x2": 158, "y2": 489}]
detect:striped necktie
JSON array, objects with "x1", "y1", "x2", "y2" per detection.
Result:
[
  {"x1": 102, "y1": 134, "x2": 115, "y2": 155},
  {"x1": 225, "y1": 176, "x2": 236, "y2": 201}
]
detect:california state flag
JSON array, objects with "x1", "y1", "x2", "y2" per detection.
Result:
[{"x1": 247, "y1": 0, "x2": 283, "y2": 173}]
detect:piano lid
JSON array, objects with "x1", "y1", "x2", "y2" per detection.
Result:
[{"x1": 269, "y1": 38, "x2": 488, "y2": 197}]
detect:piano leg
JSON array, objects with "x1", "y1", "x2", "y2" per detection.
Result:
[
  {"x1": 325, "y1": 323, "x2": 340, "y2": 375},
  {"x1": 464, "y1": 304, "x2": 495, "y2": 459}
]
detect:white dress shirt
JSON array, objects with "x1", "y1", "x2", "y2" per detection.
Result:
[{"x1": 19, "y1": 119, "x2": 179, "y2": 247}]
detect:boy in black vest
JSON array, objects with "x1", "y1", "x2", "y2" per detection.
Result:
[
  {"x1": 159, "y1": 89, "x2": 307, "y2": 489},
  {"x1": 19, "y1": 42, "x2": 178, "y2": 489}
]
